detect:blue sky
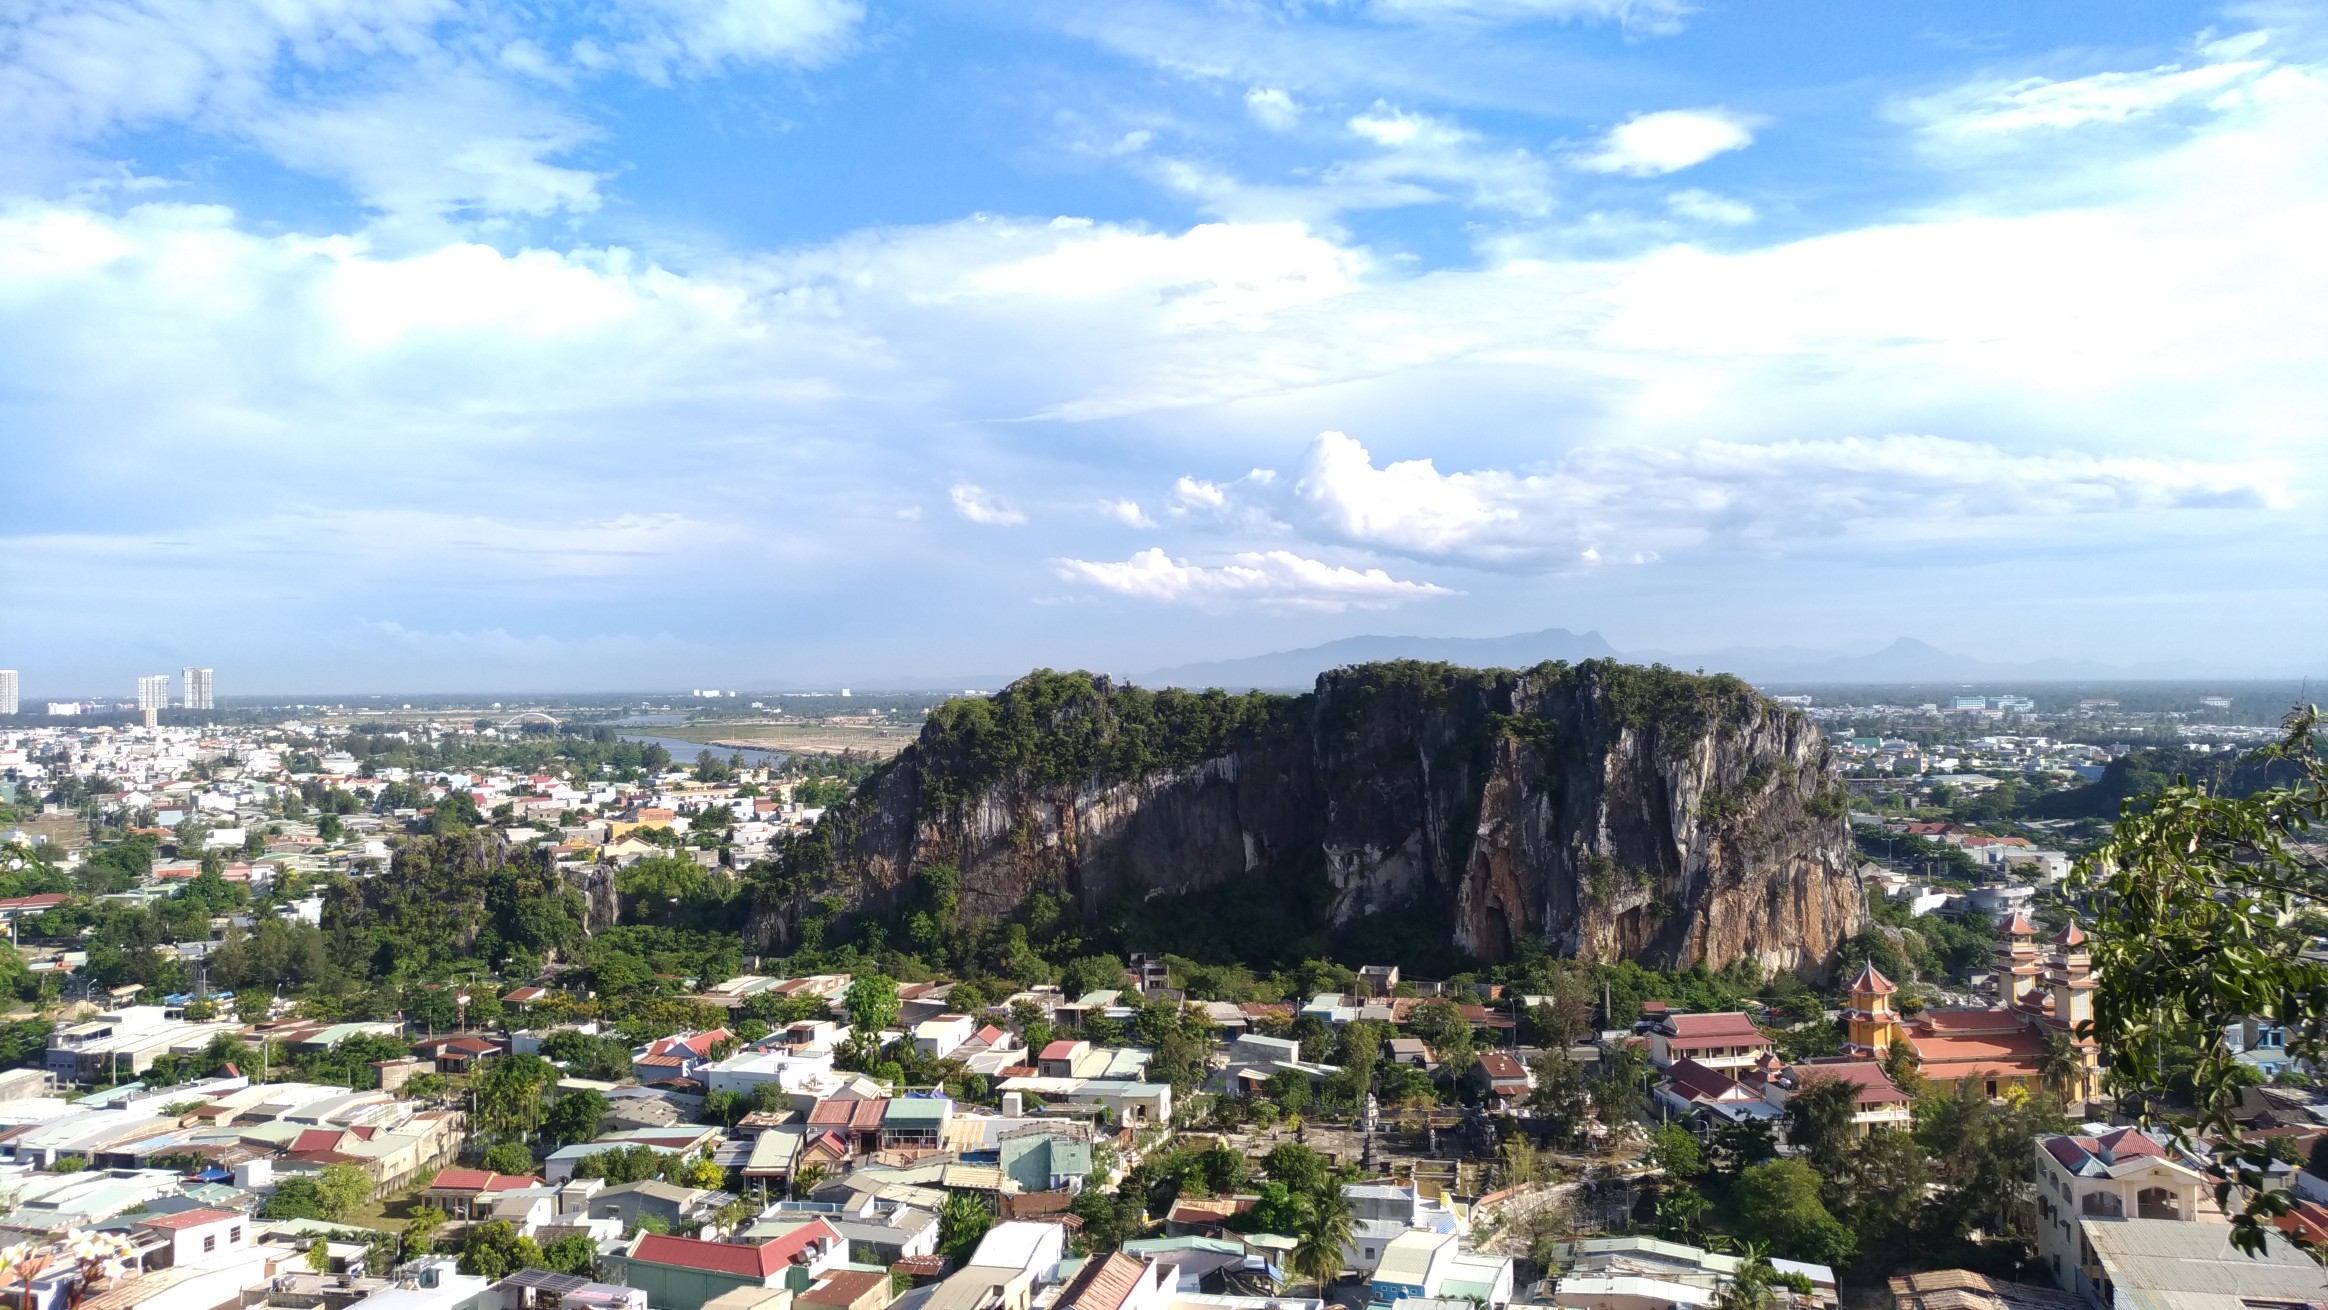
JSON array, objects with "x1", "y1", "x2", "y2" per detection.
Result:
[{"x1": 2, "y1": 0, "x2": 2324, "y2": 692}]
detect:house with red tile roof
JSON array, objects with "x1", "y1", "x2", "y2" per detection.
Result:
[
  {"x1": 1467, "y1": 1051, "x2": 1534, "y2": 1107},
  {"x1": 1647, "y1": 1012, "x2": 1771, "y2": 1071},
  {"x1": 421, "y1": 1167, "x2": 548, "y2": 1219},
  {"x1": 634, "y1": 1030, "x2": 733, "y2": 1082},
  {"x1": 1055, "y1": 1251, "x2": 1168, "y2": 1310},
  {"x1": 797, "y1": 1268, "x2": 897, "y2": 1310},
  {"x1": 409, "y1": 1034, "x2": 506, "y2": 1073},
  {"x1": 1654, "y1": 1058, "x2": 1778, "y2": 1124},
  {"x1": 1760, "y1": 1060, "x2": 1913, "y2": 1134}
]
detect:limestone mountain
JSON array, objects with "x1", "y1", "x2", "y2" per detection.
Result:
[{"x1": 751, "y1": 660, "x2": 1864, "y2": 976}]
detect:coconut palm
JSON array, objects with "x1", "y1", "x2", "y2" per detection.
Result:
[
  {"x1": 2040, "y1": 1031, "x2": 2084, "y2": 1103},
  {"x1": 1292, "y1": 1187, "x2": 1352, "y2": 1295}
]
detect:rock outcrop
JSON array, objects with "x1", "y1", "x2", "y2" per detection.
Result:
[{"x1": 753, "y1": 660, "x2": 1862, "y2": 976}]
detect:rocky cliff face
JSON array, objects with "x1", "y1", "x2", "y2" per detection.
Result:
[{"x1": 754, "y1": 660, "x2": 1862, "y2": 976}]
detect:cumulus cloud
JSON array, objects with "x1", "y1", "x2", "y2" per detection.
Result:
[
  {"x1": 1100, "y1": 498, "x2": 1157, "y2": 528},
  {"x1": 1054, "y1": 547, "x2": 1453, "y2": 610},
  {"x1": 950, "y1": 484, "x2": 1028, "y2": 525},
  {"x1": 1245, "y1": 86, "x2": 1302, "y2": 130},
  {"x1": 1576, "y1": 108, "x2": 1758, "y2": 175}
]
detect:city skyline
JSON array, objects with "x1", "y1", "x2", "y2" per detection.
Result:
[{"x1": 3, "y1": 1, "x2": 2326, "y2": 691}]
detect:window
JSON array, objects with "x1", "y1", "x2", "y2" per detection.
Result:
[
  {"x1": 230, "y1": 1226, "x2": 241, "y2": 1243},
  {"x1": 202, "y1": 1235, "x2": 217, "y2": 1252},
  {"x1": 2136, "y1": 1187, "x2": 2181, "y2": 1220},
  {"x1": 2081, "y1": 1191, "x2": 2124, "y2": 1218}
]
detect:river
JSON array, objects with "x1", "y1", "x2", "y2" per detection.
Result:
[{"x1": 617, "y1": 733, "x2": 791, "y2": 769}]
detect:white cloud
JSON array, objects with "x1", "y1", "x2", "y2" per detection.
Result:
[
  {"x1": 1278, "y1": 430, "x2": 2290, "y2": 568},
  {"x1": 247, "y1": 73, "x2": 604, "y2": 224},
  {"x1": 1365, "y1": 0, "x2": 1692, "y2": 36},
  {"x1": 581, "y1": 0, "x2": 864, "y2": 80},
  {"x1": 1576, "y1": 108, "x2": 1758, "y2": 176},
  {"x1": 1904, "y1": 34, "x2": 2274, "y2": 143},
  {"x1": 1055, "y1": 547, "x2": 1454, "y2": 610},
  {"x1": 1245, "y1": 86, "x2": 1302, "y2": 131},
  {"x1": 1665, "y1": 188, "x2": 1755, "y2": 225},
  {"x1": 950, "y1": 484, "x2": 1028, "y2": 525},
  {"x1": 1101, "y1": 498, "x2": 1157, "y2": 528}
]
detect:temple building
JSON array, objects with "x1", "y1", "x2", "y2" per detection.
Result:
[{"x1": 1841, "y1": 912, "x2": 2100, "y2": 1103}]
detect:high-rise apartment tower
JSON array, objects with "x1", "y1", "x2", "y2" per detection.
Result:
[
  {"x1": 182, "y1": 667, "x2": 214, "y2": 711},
  {"x1": 137, "y1": 675, "x2": 171, "y2": 712},
  {"x1": 0, "y1": 670, "x2": 17, "y2": 716}
]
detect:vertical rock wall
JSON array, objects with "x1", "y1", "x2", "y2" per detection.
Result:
[{"x1": 750, "y1": 660, "x2": 1863, "y2": 976}]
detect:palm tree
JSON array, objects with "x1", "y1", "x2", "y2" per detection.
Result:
[
  {"x1": 1712, "y1": 1242, "x2": 1774, "y2": 1310},
  {"x1": 1293, "y1": 1188, "x2": 1352, "y2": 1295},
  {"x1": 2040, "y1": 1031, "x2": 2084, "y2": 1104}
]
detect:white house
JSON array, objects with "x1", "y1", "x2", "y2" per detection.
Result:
[{"x1": 914, "y1": 1014, "x2": 977, "y2": 1060}]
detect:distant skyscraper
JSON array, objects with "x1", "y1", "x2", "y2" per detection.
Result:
[
  {"x1": 0, "y1": 670, "x2": 16, "y2": 716},
  {"x1": 182, "y1": 667, "x2": 214, "y2": 711},
  {"x1": 137, "y1": 674, "x2": 171, "y2": 713}
]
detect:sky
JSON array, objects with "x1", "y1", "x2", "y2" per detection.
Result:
[{"x1": 2, "y1": 0, "x2": 2326, "y2": 693}]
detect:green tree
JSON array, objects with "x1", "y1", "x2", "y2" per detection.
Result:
[
  {"x1": 1734, "y1": 1159, "x2": 1855, "y2": 1267},
  {"x1": 405, "y1": 1206, "x2": 446, "y2": 1256},
  {"x1": 456, "y1": 1220, "x2": 544, "y2": 1280},
  {"x1": 1649, "y1": 1122, "x2": 1705, "y2": 1181},
  {"x1": 1195, "y1": 1141, "x2": 1249, "y2": 1195},
  {"x1": 2078, "y1": 707, "x2": 2326, "y2": 1252},
  {"x1": 1245, "y1": 1181, "x2": 1311, "y2": 1236},
  {"x1": 846, "y1": 974, "x2": 901, "y2": 1034},
  {"x1": 938, "y1": 1191, "x2": 994, "y2": 1262},
  {"x1": 540, "y1": 1233, "x2": 598, "y2": 1277},
  {"x1": 544, "y1": 1088, "x2": 608, "y2": 1146},
  {"x1": 481, "y1": 1141, "x2": 535, "y2": 1175},
  {"x1": 1406, "y1": 1000, "x2": 1475, "y2": 1075},
  {"x1": 702, "y1": 1089, "x2": 749, "y2": 1129},
  {"x1": 473, "y1": 1052, "x2": 555, "y2": 1139},
  {"x1": 1292, "y1": 1185, "x2": 1352, "y2": 1292},
  {"x1": 1784, "y1": 1076, "x2": 1860, "y2": 1180},
  {"x1": 1262, "y1": 1142, "x2": 1333, "y2": 1197},
  {"x1": 2038, "y1": 1030, "x2": 2084, "y2": 1102},
  {"x1": 306, "y1": 1239, "x2": 331, "y2": 1274}
]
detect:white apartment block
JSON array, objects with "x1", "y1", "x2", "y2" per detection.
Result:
[
  {"x1": 0, "y1": 670, "x2": 16, "y2": 716},
  {"x1": 136, "y1": 675, "x2": 171, "y2": 713},
  {"x1": 181, "y1": 667, "x2": 214, "y2": 711}
]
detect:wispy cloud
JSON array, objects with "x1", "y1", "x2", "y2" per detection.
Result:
[
  {"x1": 1055, "y1": 547, "x2": 1454, "y2": 610},
  {"x1": 950, "y1": 484, "x2": 1028, "y2": 526},
  {"x1": 1901, "y1": 31, "x2": 2274, "y2": 144},
  {"x1": 1270, "y1": 430, "x2": 2290, "y2": 568}
]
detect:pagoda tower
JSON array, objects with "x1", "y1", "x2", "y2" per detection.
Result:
[
  {"x1": 1842, "y1": 960, "x2": 1902, "y2": 1056},
  {"x1": 1993, "y1": 909, "x2": 2043, "y2": 1010}
]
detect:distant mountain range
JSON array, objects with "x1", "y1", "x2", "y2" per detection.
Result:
[
  {"x1": 1141, "y1": 628, "x2": 1620, "y2": 690},
  {"x1": 1137, "y1": 631, "x2": 2216, "y2": 690}
]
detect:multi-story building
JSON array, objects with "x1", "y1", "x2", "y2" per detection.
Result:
[
  {"x1": 136, "y1": 675, "x2": 170, "y2": 713},
  {"x1": 181, "y1": 667, "x2": 214, "y2": 711},
  {"x1": 0, "y1": 669, "x2": 17, "y2": 716}
]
